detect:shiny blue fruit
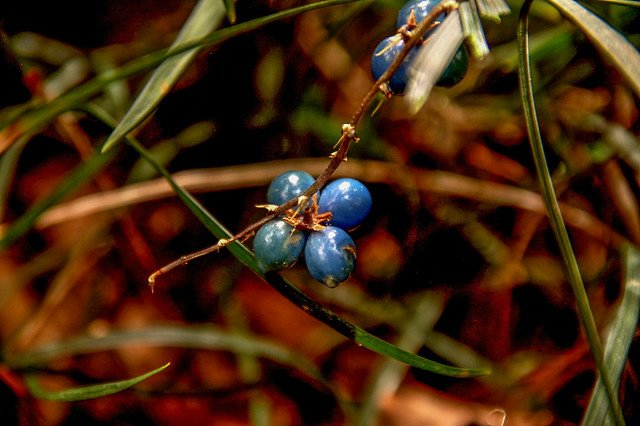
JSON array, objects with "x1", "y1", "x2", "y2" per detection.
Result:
[
  {"x1": 267, "y1": 170, "x2": 315, "y2": 206},
  {"x1": 396, "y1": 0, "x2": 446, "y2": 32},
  {"x1": 304, "y1": 226, "x2": 356, "y2": 287},
  {"x1": 253, "y1": 220, "x2": 307, "y2": 272},
  {"x1": 318, "y1": 178, "x2": 372, "y2": 231},
  {"x1": 371, "y1": 36, "x2": 418, "y2": 95}
]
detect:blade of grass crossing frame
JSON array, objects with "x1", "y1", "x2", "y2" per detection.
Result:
[
  {"x1": 100, "y1": 0, "x2": 225, "y2": 153},
  {"x1": 0, "y1": 147, "x2": 116, "y2": 250},
  {"x1": 224, "y1": 0, "x2": 237, "y2": 24},
  {"x1": 517, "y1": 2, "x2": 624, "y2": 424},
  {"x1": 25, "y1": 363, "x2": 170, "y2": 401},
  {"x1": 545, "y1": 0, "x2": 640, "y2": 98},
  {"x1": 86, "y1": 104, "x2": 490, "y2": 378},
  {"x1": 459, "y1": 0, "x2": 490, "y2": 59},
  {"x1": 0, "y1": 141, "x2": 25, "y2": 221},
  {"x1": 406, "y1": 11, "x2": 465, "y2": 114},
  {"x1": 583, "y1": 245, "x2": 640, "y2": 425},
  {"x1": 0, "y1": 0, "x2": 360, "y2": 151},
  {"x1": 6, "y1": 325, "x2": 322, "y2": 382}
]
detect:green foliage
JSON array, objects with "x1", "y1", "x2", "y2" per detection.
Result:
[
  {"x1": 25, "y1": 363, "x2": 170, "y2": 402},
  {"x1": 1, "y1": 0, "x2": 639, "y2": 423}
]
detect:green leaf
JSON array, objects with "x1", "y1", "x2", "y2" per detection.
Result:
[
  {"x1": 517, "y1": 2, "x2": 624, "y2": 424},
  {"x1": 406, "y1": 11, "x2": 465, "y2": 114},
  {"x1": 100, "y1": 0, "x2": 225, "y2": 152},
  {"x1": 0, "y1": 0, "x2": 360, "y2": 149},
  {"x1": 83, "y1": 104, "x2": 489, "y2": 379},
  {"x1": 25, "y1": 363, "x2": 170, "y2": 402},
  {"x1": 459, "y1": 0, "x2": 490, "y2": 59},
  {"x1": 120, "y1": 121, "x2": 490, "y2": 378},
  {"x1": 0, "y1": 147, "x2": 116, "y2": 250},
  {"x1": 6, "y1": 325, "x2": 322, "y2": 382},
  {"x1": 545, "y1": 0, "x2": 640, "y2": 98},
  {"x1": 583, "y1": 245, "x2": 640, "y2": 425}
]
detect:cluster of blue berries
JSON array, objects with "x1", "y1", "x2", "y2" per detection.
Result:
[
  {"x1": 253, "y1": 171, "x2": 372, "y2": 288},
  {"x1": 371, "y1": 0, "x2": 468, "y2": 95}
]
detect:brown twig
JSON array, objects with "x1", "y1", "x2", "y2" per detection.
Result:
[{"x1": 148, "y1": 2, "x2": 458, "y2": 285}]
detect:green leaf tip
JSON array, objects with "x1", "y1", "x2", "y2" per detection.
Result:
[
  {"x1": 355, "y1": 331, "x2": 491, "y2": 378},
  {"x1": 100, "y1": 0, "x2": 225, "y2": 153},
  {"x1": 25, "y1": 362, "x2": 170, "y2": 402}
]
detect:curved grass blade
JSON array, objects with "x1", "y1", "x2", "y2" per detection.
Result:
[
  {"x1": 100, "y1": 0, "x2": 225, "y2": 153},
  {"x1": 583, "y1": 245, "x2": 640, "y2": 425},
  {"x1": 0, "y1": 140, "x2": 26, "y2": 221},
  {"x1": 85, "y1": 105, "x2": 489, "y2": 378},
  {"x1": 406, "y1": 10, "x2": 465, "y2": 114},
  {"x1": 459, "y1": 0, "x2": 490, "y2": 59},
  {"x1": 357, "y1": 294, "x2": 445, "y2": 425},
  {"x1": 517, "y1": 2, "x2": 624, "y2": 424},
  {"x1": 224, "y1": 0, "x2": 237, "y2": 24},
  {"x1": 0, "y1": 147, "x2": 116, "y2": 250},
  {"x1": 545, "y1": 0, "x2": 640, "y2": 98},
  {"x1": 5, "y1": 325, "x2": 321, "y2": 381},
  {"x1": 0, "y1": 0, "x2": 359, "y2": 151},
  {"x1": 25, "y1": 362, "x2": 170, "y2": 402}
]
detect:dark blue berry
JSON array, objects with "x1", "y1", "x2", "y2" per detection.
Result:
[
  {"x1": 267, "y1": 171, "x2": 315, "y2": 206},
  {"x1": 304, "y1": 226, "x2": 356, "y2": 287},
  {"x1": 253, "y1": 219, "x2": 307, "y2": 272},
  {"x1": 436, "y1": 45, "x2": 468, "y2": 87},
  {"x1": 371, "y1": 36, "x2": 419, "y2": 95},
  {"x1": 318, "y1": 178, "x2": 372, "y2": 231},
  {"x1": 396, "y1": 0, "x2": 446, "y2": 32}
]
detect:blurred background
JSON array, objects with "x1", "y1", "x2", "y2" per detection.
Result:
[{"x1": 0, "y1": 0, "x2": 639, "y2": 424}]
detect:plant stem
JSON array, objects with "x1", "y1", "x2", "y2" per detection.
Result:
[
  {"x1": 517, "y1": 2, "x2": 624, "y2": 424},
  {"x1": 148, "y1": 1, "x2": 456, "y2": 281}
]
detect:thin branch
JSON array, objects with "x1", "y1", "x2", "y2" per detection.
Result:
[{"x1": 148, "y1": 1, "x2": 458, "y2": 284}]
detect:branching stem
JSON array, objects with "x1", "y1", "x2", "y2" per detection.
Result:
[{"x1": 148, "y1": 1, "x2": 457, "y2": 285}]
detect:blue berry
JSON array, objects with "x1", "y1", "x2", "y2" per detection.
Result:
[
  {"x1": 396, "y1": 0, "x2": 446, "y2": 32},
  {"x1": 267, "y1": 171, "x2": 315, "y2": 206},
  {"x1": 371, "y1": 36, "x2": 419, "y2": 95},
  {"x1": 318, "y1": 178, "x2": 372, "y2": 231},
  {"x1": 304, "y1": 226, "x2": 356, "y2": 287},
  {"x1": 253, "y1": 219, "x2": 307, "y2": 272},
  {"x1": 436, "y1": 45, "x2": 468, "y2": 87}
]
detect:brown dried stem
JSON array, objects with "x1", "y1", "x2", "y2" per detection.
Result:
[{"x1": 148, "y1": 2, "x2": 457, "y2": 284}]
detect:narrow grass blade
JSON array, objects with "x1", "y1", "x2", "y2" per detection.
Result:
[
  {"x1": 475, "y1": 0, "x2": 511, "y2": 21},
  {"x1": 357, "y1": 294, "x2": 445, "y2": 425},
  {"x1": 0, "y1": 141, "x2": 26, "y2": 221},
  {"x1": 545, "y1": 0, "x2": 640, "y2": 97},
  {"x1": 224, "y1": 0, "x2": 237, "y2": 24},
  {"x1": 583, "y1": 245, "x2": 640, "y2": 425},
  {"x1": 517, "y1": 2, "x2": 624, "y2": 424},
  {"x1": 5, "y1": 325, "x2": 321, "y2": 381},
  {"x1": 133, "y1": 145, "x2": 488, "y2": 377},
  {"x1": 25, "y1": 362, "x2": 170, "y2": 402},
  {"x1": 0, "y1": 147, "x2": 116, "y2": 250},
  {"x1": 459, "y1": 1, "x2": 490, "y2": 59},
  {"x1": 406, "y1": 11, "x2": 465, "y2": 114},
  {"x1": 100, "y1": 0, "x2": 225, "y2": 153},
  {"x1": 85, "y1": 105, "x2": 489, "y2": 378},
  {"x1": 590, "y1": 0, "x2": 640, "y2": 7},
  {"x1": 0, "y1": 0, "x2": 360, "y2": 150}
]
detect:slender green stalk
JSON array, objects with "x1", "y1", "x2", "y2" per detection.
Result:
[
  {"x1": 583, "y1": 245, "x2": 640, "y2": 425},
  {"x1": 84, "y1": 103, "x2": 489, "y2": 378},
  {"x1": 25, "y1": 363, "x2": 170, "y2": 401},
  {"x1": 0, "y1": 0, "x2": 361, "y2": 140},
  {"x1": 517, "y1": 2, "x2": 624, "y2": 424},
  {"x1": 0, "y1": 147, "x2": 116, "y2": 250}
]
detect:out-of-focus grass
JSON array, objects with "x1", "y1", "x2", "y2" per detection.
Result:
[
  {"x1": 0, "y1": 0, "x2": 639, "y2": 424},
  {"x1": 24, "y1": 363, "x2": 170, "y2": 402}
]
